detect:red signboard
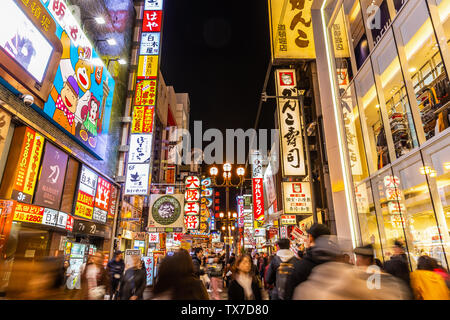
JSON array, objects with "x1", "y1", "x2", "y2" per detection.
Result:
[
  {"x1": 252, "y1": 178, "x2": 264, "y2": 222},
  {"x1": 95, "y1": 177, "x2": 111, "y2": 211},
  {"x1": 143, "y1": 10, "x2": 162, "y2": 32}
]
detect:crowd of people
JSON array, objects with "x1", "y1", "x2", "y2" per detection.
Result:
[{"x1": 2, "y1": 223, "x2": 449, "y2": 300}]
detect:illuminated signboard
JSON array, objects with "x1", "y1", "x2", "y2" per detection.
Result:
[
  {"x1": 251, "y1": 153, "x2": 264, "y2": 225},
  {"x1": 0, "y1": 1, "x2": 53, "y2": 83},
  {"x1": 275, "y1": 69, "x2": 305, "y2": 176},
  {"x1": 74, "y1": 165, "x2": 98, "y2": 220},
  {"x1": 140, "y1": 33, "x2": 161, "y2": 56},
  {"x1": 125, "y1": 0, "x2": 163, "y2": 196},
  {"x1": 282, "y1": 182, "x2": 312, "y2": 214},
  {"x1": 268, "y1": 0, "x2": 316, "y2": 62},
  {"x1": 38, "y1": 0, "x2": 116, "y2": 160}
]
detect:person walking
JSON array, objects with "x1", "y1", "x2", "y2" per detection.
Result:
[
  {"x1": 384, "y1": 240, "x2": 411, "y2": 288},
  {"x1": 80, "y1": 252, "x2": 110, "y2": 300},
  {"x1": 152, "y1": 249, "x2": 209, "y2": 300},
  {"x1": 118, "y1": 255, "x2": 147, "y2": 300},
  {"x1": 228, "y1": 254, "x2": 262, "y2": 300},
  {"x1": 106, "y1": 251, "x2": 125, "y2": 300},
  {"x1": 207, "y1": 255, "x2": 223, "y2": 300},
  {"x1": 265, "y1": 238, "x2": 302, "y2": 300},
  {"x1": 410, "y1": 255, "x2": 450, "y2": 300},
  {"x1": 192, "y1": 247, "x2": 205, "y2": 279}
]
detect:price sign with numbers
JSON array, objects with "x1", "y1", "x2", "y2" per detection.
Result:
[{"x1": 13, "y1": 203, "x2": 44, "y2": 224}]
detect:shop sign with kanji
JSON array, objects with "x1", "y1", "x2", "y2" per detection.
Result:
[{"x1": 276, "y1": 69, "x2": 305, "y2": 176}]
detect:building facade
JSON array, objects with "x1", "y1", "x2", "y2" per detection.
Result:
[{"x1": 311, "y1": 0, "x2": 450, "y2": 270}]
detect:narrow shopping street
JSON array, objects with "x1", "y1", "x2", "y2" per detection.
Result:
[{"x1": 0, "y1": 0, "x2": 448, "y2": 304}]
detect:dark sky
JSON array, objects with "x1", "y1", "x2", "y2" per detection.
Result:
[{"x1": 160, "y1": 0, "x2": 276, "y2": 134}]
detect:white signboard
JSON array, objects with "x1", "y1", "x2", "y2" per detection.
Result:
[
  {"x1": 93, "y1": 207, "x2": 107, "y2": 224},
  {"x1": 254, "y1": 228, "x2": 266, "y2": 237},
  {"x1": 283, "y1": 182, "x2": 312, "y2": 214},
  {"x1": 129, "y1": 134, "x2": 152, "y2": 163},
  {"x1": 148, "y1": 233, "x2": 160, "y2": 243},
  {"x1": 140, "y1": 32, "x2": 161, "y2": 55},
  {"x1": 145, "y1": 0, "x2": 164, "y2": 10},
  {"x1": 125, "y1": 163, "x2": 150, "y2": 195},
  {"x1": 56, "y1": 212, "x2": 68, "y2": 229},
  {"x1": 79, "y1": 166, "x2": 98, "y2": 196},
  {"x1": 42, "y1": 208, "x2": 58, "y2": 226},
  {"x1": 275, "y1": 69, "x2": 305, "y2": 176}
]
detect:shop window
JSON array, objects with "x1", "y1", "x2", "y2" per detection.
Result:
[
  {"x1": 341, "y1": 83, "x2": 370, "y2": 182},
  {"x1": 345, "y1": 0, "x2": 370, "y2": 69},
  {"x1": 355, "y1": 181, "x2": 384, "y2": 261},
  {"x1": 361, "y1": 0, "x2": 392, "y2": 47},
  {"x1": 372, "y1": 30, "x2": 419, "y2": 159},
  {"x1": 421, "y1": 134, "x2": 450, "y2": 270},
  {"x1": 355, "y1": 61, "x2": 391, "y2": 173},
  {"x1": 435, "y1": 0, "x2": 450, "y2": 51},
  {"x1": 331, "y1": 6, "x2": 354, "y2": 91},
  {"x1": 393, "y1": 0, "x2": 408, "y2": 13},
  {"x1": 391, "y1": 153, "x2": 448, "y2": 270},
  {"x1": 371, "y1": 168, "x2": 410, "y2": 265},
  {"x1": 395, "y1": 0, "x2": 450, "y2": 141}
]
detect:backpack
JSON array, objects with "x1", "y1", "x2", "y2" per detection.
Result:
[{"x1": 275, "y1": 257, "x2": 295, "y2": 300}]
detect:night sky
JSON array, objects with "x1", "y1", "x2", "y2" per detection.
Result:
[{"x1": 160, "y1": 0, "x2": 276, "y2": 135}]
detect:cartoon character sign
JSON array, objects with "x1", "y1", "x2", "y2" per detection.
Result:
[{"x1": 42, "y1": 2, "x2": 115, "y2": 160}]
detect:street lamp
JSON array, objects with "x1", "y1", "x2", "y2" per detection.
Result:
[{"x1": 209, "y1": 164, "x2": 245, "y2": 264}]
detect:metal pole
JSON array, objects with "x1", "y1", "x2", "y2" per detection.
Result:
[
  {"x1": 299, "y1": 95, "x2": 318, "y2": 223},
  {"x1": 225, "y1": 185, "x2": 230, "y2": 265}
]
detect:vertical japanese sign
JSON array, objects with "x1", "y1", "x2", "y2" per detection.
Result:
[
  {"x1": 275, "y1": 69, "x2": 305, "y2": 176},
  {"x1": 268, "y1": 0, "x2": 316, "y2": 62},
  {"x1": 74, "y1": 165, "x2": 98, "y2": 220},
  {"x1": 143, "y1": 256, "x2": 154, "y2": 286},
  {"x1": 0, "y1": 126, "x2": 45, "y2": 204},
  {"x1": 184, "y1": 176, "x2": 200, "y2": 230},
  {"x1": 125, "y1": 0, "x2": 164, "y2": 195},
  {"x1": 237, "y1": 196, "x2": 244, "y2": 228},
  {"x1": 251, "y1": 153, "x2": 265, "y2": 226},
  {"x1": 33, "y1": 142, "x2": 68, "y2": 210}
]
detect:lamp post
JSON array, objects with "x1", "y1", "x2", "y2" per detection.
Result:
[{"x1": 209, "y1": 163, "x2": 245, "y2": 265}]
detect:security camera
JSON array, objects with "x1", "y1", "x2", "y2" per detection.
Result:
[{"x1": 21, "y1": 94, "x2": 34, "y2": 106}]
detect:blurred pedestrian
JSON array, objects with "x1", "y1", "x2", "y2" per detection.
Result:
[
  {"x1": 410, "y1": 255, "x2": 450, "y2": 300},
  {"x1": 152, "y1": 249, "x2": 209, "y2": 300},
  {"x1": 264, "y1": 255, "x2": 274, "y2": 293},
  {"x1": 384, "y1": 240, "x2": 411, "y2": 287},
  {"x1": 293, "y1": 237, "x2": 411, "y2": 299},
  {"x1": 266, "y1": 238, "x2": 302, "y2": 300},
  {"x1": 106, "y1": 250, "x2": 125, "y2": 300},
  {"x1": 229, "y1": 253, "x2": 236, "y2": 266},
  {"x1": 228, "y1": 254, "x2": 262, "y2": 300},
  {"x1": 192, "y1": 247, "x2": 205, "y2": 279},
  {"x1": 207, "y1": 255, "x2": 223, "y2": 300},
  {"x1": 118, "y1": 255, "x2": 146, "y2": 300},
  {"x1": 80, "y1": 252, "x2": 109, "y2": 300}
]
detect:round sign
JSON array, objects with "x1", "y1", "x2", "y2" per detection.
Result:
[{"x1": 152, "y1": 196, "x2": 181, "y2": 225}]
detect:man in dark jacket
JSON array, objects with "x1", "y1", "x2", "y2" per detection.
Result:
[
  {"x1": 276, "y1": 223, "x2": 331, "y2": 299},
  {"x1": 106, "y1": 251, "x2": 125, "y2": 299},
  {"x1": 384, "y1": 240, "x2": 412, "y2": 288},
  {"x1": 265, "y1": 238, "x2": 302, "y2": 300},
  {"x1": 192, "y1": 247, "x2": 205, "y2": 279}
]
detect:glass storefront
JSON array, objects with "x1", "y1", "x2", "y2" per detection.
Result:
[{"x1": 325, "y1": 0, "x2": 450, "y2": 270}]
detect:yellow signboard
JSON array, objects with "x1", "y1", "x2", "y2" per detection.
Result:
[
  {"x1": 268, "y1": 0, "x2": 316, "y2": 61},
  {"x1": 137, "y1": 56, "x2": 159, "y2": 78}
]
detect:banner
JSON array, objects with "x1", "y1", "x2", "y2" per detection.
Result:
[
  {"x1": 251, "y1": 153, "x2": 264, "y2": 225},
  {"x1": 74, "y1": 165, "x2": 98, "y2": 220},
  {"x1": 268, "y1": 0, "x2": 316, "y2": 62},
  {"x1": 275, "y1": 69, "x2": 305, "y2": 176}
]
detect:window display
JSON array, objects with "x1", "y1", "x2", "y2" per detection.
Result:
[
  {"x1": 355, "y1": 61, "x2": 390, "y2": 173},
  {"x1": 372, "y1": 30, "x2": 418, "y2": 158},
  {"x1": 394, "y1": 0, "x2": 450, "y2": 141}
]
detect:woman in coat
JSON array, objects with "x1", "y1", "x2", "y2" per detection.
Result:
[
  {"x1": 119, "y1": 255, "x2": 147, "y2": 300},
  {"x1": 80, "y1": 252, "x2": 110, "y2": 300},
  {"x1": 228, "y1": 254, "x2": 262, "y2": 300}
]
